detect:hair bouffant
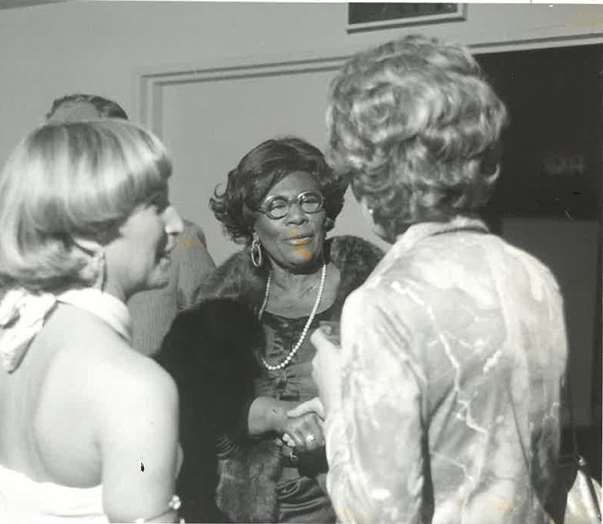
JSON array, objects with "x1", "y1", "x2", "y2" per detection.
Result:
[
  {"x1": 327, "y1": 34, "x2": 509, "y2": 241},
  {"x1": 210, "y1": 136, "x2": 346, "y2": 245}
]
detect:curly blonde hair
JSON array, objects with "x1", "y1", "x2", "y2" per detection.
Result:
[{"x1": 327, "y1": 34, "x2": 508, "y2": 241}]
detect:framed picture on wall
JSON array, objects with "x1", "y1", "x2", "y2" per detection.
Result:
[{"x1": 347, "y1": 3, "x2": 467, "y2": 33}]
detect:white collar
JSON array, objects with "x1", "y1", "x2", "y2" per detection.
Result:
[
  {"x1": 0, "y1": 287, "x2": 131, "y2": 373},
  {"x1": 396, "y1": 215, "x2": 489, "y2": 252}
]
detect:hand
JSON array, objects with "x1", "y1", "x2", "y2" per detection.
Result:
[
  {"x1": 286, "y1": 397, "x2": 325, "y2": 419},
  {"x1": 283, "y1": 397, "x2": 325, "y2": 449},
  {"x1": 282, "y1": 412, "x2": 324, "y2": 452},
  {"x1": 310, "y1": 327, "x2": 342, "y2": 416}
]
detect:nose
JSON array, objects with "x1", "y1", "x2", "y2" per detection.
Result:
[
  {"x1": 286, "y1": 201, "x2": 308, "y2": 225},
  {"x1": 163, "y1": 205, "x2": 184, "y2": 236}
]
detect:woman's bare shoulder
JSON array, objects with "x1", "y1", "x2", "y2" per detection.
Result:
[{"x1": 47, "y1": 305, "x2": 177, "y2": 409}]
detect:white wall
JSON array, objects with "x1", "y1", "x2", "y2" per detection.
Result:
[
  {"x1": 0, "y1": 1, "x2": 600, "y2": 423},
  {"x1": 1, "y1": 1, "x2": 601, "y2": 257},
  {"x1": 1, "y1": 1, "x2": 602, "y2": 164}
]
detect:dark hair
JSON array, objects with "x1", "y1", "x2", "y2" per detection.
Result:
[
  {"x1": 46, "y1": 93, "x2": 129, "y2": 121},
  {"x1": 327, "y1": 34, "x2": 508, "y2": 241},
  {"x1": 210, "y1": 136, "x2": 346, "y2": 244}
]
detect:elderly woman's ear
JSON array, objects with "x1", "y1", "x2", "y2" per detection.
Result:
[{"x1": 322, "y1": 215, "x2": 334, "y2": 233}]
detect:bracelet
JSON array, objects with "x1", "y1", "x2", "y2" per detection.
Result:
[{"x1": 134, "y1": 494, "x2": 182, "y2": 523}]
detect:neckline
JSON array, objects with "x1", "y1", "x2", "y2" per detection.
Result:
[
  {"x1": 258, "y1": 263, "x2": 327, "y2": 371},
  {"x1": 262, "y1": 302, "x2": 335, "y2": 322},
  {"x1": 58, "y1": 288, "x2": 132, "y2": 344},
  {"x1": 397, "y1": 215, "x2": 489, "y2": 252},
  {"x1": 0, "y1": 287, "x2": 132, "y2": 373}
]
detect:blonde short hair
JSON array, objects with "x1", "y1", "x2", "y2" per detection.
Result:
[
  {"x1": 0, "y1": 120, "x2": 171, "y2": 292},
  {"x1": 327, "y1": 34, "x2": 508, "y2": 241}
]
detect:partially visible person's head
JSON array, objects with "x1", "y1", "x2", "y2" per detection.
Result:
[
  {"x1": 327, "y1": 34, "x2": 508, "y2": 241},
  {"x1": 210, "y1": 137, "x2": 346, "y2": 270},
  {"x1": 46, "y1": 93, "x2": 129, "y2": 122},
  {"x1": 0, "y1": 120, "x2": 178, "y2": 294}
]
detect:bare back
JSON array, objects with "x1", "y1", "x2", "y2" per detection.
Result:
[
  {"x1": 0, "y1": 302, "x2": 181, "y2": 521},
  {"x1": 1, "y1": 304, "x2": 115, "y2": 485}
]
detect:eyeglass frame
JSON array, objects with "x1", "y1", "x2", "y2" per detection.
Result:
[{"x1": 256, "y1": 191, "x2": 325, "y2": 220}]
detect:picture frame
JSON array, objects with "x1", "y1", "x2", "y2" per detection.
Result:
[{"x1": 347, "y1": 3, "x2": 467, "y2": 33}]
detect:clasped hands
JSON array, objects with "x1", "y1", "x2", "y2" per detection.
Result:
[
  {"x1": 279, "y1": 325, "x2": 342, "y2": 453},
  {"x1": 280, "y1": 397, "x2": 325, "y2": 452}
]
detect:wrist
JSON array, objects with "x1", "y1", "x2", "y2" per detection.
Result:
[{"x1": 268, "y1": 404, "x2": 289, "y2": 433}]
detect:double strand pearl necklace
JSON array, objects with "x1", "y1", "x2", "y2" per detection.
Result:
[{"x1": 258, "y1": 263, "x2": 327, "y2": 371}]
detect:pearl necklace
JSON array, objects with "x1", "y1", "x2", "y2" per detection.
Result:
[{"x1": 258, "y1": 264, "x2": 327, "y2": 371}]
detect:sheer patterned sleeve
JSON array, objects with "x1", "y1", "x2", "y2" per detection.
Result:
[{"x1": 325, "y1": 286, "x2": 428, "y2": 524}]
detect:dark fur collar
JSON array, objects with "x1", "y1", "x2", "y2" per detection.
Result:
[{"x1": 197, "y1": 235, "x2": 383, "y2": 319}]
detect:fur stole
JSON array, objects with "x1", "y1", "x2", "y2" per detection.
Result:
[
  {"x1": 162, "y1": 235, "x2": 383, "y2": 523},
  {"x1": 216, "y1": 438, "x2": 283, "y2": 523},
  {"x1": 197, "y1": 235, "x2": 384, "y2": 315}
]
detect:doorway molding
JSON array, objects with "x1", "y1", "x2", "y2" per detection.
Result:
[{"x1": 136, "y1": 32, "x2": 603, "y2": 136}]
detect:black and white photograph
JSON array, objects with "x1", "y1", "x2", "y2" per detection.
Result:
[{"x1": 0, "y1": 1, "x2": 601, "y2": 523}]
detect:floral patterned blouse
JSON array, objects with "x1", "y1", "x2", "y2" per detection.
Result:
[{"x1": 325, "y1": 216, "x2": 567, "y2": 524}]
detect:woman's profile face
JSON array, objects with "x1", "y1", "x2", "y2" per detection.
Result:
[
  {"x1": 253, "y1": 171, "x2": 326, "y2": 272},
  {"x1": 104, "y1": 189, "x2": 184, "y2": 299}
]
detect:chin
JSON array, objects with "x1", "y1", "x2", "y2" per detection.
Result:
[{"x1": 288, "y1": 253, "x2": 322, "y2": 271}]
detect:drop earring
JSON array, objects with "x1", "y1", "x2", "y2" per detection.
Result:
[{"x1": 250, "y1": 235, "x2": 263, "y2": 268}]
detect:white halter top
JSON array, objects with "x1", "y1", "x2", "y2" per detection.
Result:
[
  {"x1": 0, "y1": 464, "x2": 107, "y2": 524},
  {"x1": 0, "y1": 287, "x2": 131, "y2": 373}
]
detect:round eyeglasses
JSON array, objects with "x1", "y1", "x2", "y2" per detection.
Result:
[{"x1": 257, "y1": 191, "x2": 325, "y2": 220}]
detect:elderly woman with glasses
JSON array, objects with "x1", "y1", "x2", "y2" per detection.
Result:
[{"x1": 157, "y1": 136, "x2": 383, "y2": 523}]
